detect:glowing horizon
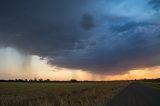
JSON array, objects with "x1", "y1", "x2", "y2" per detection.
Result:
[{"x1": 0, "y1": 47, "x2": 160, "y2": 81}]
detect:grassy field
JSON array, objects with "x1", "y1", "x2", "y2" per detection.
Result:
[
  {"x1": 0, "y1": 81, "x2": 129, "y2": 106},
  {"x1": 142, "y1": 81, "x2": 160, "y2": 89}
]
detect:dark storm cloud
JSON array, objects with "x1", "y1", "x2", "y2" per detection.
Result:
[
  {"x1": 110, "y1": 22, "x2": 154, "y2": 32},
  {"x1": 0, "y1": 0, "x2": 89, "y2": 56},
  {"x1": 49, "y1": 23, "x2": 160, "y2": 74},
  {"x1": 149, "y1": 0, "x2": 160, "y2": 9},
  {"x1": 80, "y1": 13, "x2": 95, "y2": 30},
  {"x1": 0, "y1": 0, "x2": 160, "y2": 74}
]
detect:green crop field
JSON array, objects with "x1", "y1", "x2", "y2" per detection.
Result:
[{"x1": 0, "y1": 81, "x2": 129, "y2": 106}]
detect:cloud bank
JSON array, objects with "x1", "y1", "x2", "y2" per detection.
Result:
[{"x1": 0, "y1": 0, "x2": 160, "y2": 74}]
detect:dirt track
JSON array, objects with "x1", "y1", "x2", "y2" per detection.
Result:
[{"x1": 107, "y1": 82, "x2": 160, "y2": 106}]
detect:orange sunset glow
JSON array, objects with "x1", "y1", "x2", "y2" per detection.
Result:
[{"x1": 0, "y1": 51, "x2": 160, "y2": 81}]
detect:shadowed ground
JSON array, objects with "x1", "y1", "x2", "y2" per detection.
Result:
[{"x1": 107, "y1": 82, "x2": 160, "y2": 106}]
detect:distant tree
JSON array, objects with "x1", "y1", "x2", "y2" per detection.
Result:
[
  {"x1": 29, "y1": 79, "x2": 34, "y2": 82},
  {"x1": 70, "y1": 79, "x2": 78, "y2": 82},
  {"x1": 39, "y1": 78, "x2": 43, "y2": 82},
  {"x1": 44, "y1": 79, "x2": 50, "y2": 82},
  {"x1": 34, "y1": 78, "x2": 37, "y2": 82},
  {"x1": 25, "y1": 79, "x2": 28, "y2": 82}
]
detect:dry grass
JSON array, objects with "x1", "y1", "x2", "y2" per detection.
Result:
[{"x1": 0, "y1": 81, "x2": 129, "y2": 106}]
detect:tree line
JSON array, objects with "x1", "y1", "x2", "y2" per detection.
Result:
[
  {"x1": 0, "y1": 78, "x2": 79, "y2": 82},
  {"x1": 0, "y1": 78, "x2": 159, "y2": 82}
]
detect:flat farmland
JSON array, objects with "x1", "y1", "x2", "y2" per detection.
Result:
[
  {"x1": 142, "y1": 81, "x2": 160, "y2": 89},
  {"x1": 0, "y1": 81, "x2": 129, "y2": 106}
]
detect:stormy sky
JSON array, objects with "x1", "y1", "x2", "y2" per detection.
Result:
[{"x1": 0, "y1": 0, "x2": 160, "y2": 76}]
